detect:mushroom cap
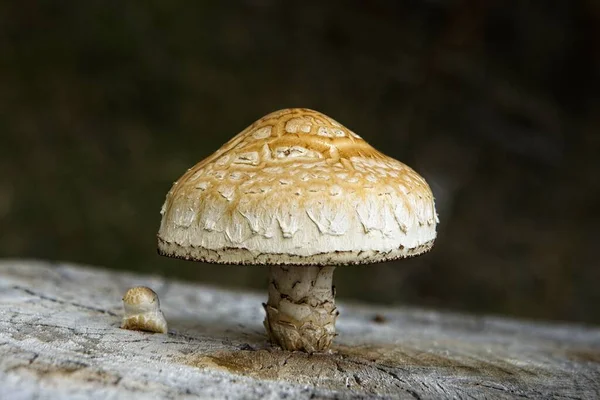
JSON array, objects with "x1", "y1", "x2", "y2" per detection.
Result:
[
  {"x1": 122, "y1": 286, "x2": 160, "y2": 314},
  {"x1": 158, "y1": 108, "x2": 438, "y2": 266}
]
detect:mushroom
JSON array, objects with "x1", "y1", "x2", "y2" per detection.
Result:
[
  {"x1": 157, "y1": 108, "x2": 438, "y2": 352},
  {"x1": 121, "y1": 286, "x2": 168, "y2": 334}
]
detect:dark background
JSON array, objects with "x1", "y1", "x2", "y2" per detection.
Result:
[{"x1": 2, "y1": 1, "x2": 599, "y2": 324}]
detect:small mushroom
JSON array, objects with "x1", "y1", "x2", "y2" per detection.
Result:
[
  {"x1": 157, "y1": 108, "x2": 438, "y2": 352},
  {"x1": 121, "y1": 286, "x2": 168, "y2": 334},
  {"x1": 373, "y1": 314, "x2": 387, "y2": 324}
]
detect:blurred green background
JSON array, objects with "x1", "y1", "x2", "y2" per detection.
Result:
[{"x1": 1, "y1": 1, "x2": 599, "y2": 324}]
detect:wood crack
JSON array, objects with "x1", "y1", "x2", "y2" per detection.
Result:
[{"x1": 12, "y1": 285, "x2": 118, "y2": 317}]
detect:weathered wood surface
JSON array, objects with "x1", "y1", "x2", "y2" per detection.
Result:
[{"x1": 0, "y1": 260, "x2": 599, "y2": 399}]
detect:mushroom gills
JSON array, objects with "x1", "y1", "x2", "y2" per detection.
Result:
[{"x1": 263, "y1": 265, "x2": 338, "y2": 352}]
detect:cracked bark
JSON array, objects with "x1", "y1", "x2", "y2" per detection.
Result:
[{"x1": 1, "y1": 260, "x2": 599, "y2": 400}]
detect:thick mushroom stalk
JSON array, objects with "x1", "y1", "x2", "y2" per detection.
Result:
[{"x1": 263, "y1": 265, "x2": 338, "y2": 352}]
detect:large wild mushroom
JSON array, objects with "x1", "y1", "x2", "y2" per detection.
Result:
[{"x1": 157, "y1": 108, "x2": 438, "y2": 352}]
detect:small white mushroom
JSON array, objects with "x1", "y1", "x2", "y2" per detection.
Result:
[{"x1": 121, "y1": 286, "x2": 168, "y2": 334}]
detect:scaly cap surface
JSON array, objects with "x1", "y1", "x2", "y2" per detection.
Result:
[{"x1": 158, "y1": 108, "x2": 438, "y2": 265}]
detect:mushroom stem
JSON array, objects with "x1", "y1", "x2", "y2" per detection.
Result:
[{"x1": 263, "y1": 265, "x2": 338, "y2": 352}]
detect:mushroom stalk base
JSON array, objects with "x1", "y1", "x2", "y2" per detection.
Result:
[{"x1": 264, "y1": 265, "x2": 338, "y2": 353}]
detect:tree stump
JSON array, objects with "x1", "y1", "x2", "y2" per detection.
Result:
[{"x1": 1, "y1": 260, "x2": 598, "y2": 399}]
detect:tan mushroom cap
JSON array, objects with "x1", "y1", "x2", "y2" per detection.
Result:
[
  {"x1": 158, "y1": 108, "x2": 438, "y2": 266},
  {"x1": 122, "y1": 286, "x2": 160, "y2": 311}
]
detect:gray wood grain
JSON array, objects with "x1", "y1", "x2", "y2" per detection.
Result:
[{"x1": 1, "y1": 259, "x2": 598, "y2": 399}]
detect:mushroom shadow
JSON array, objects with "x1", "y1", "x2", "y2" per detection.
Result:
[{"x1": 165, "y1": 315, "x2": 269, "y2": 349}]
